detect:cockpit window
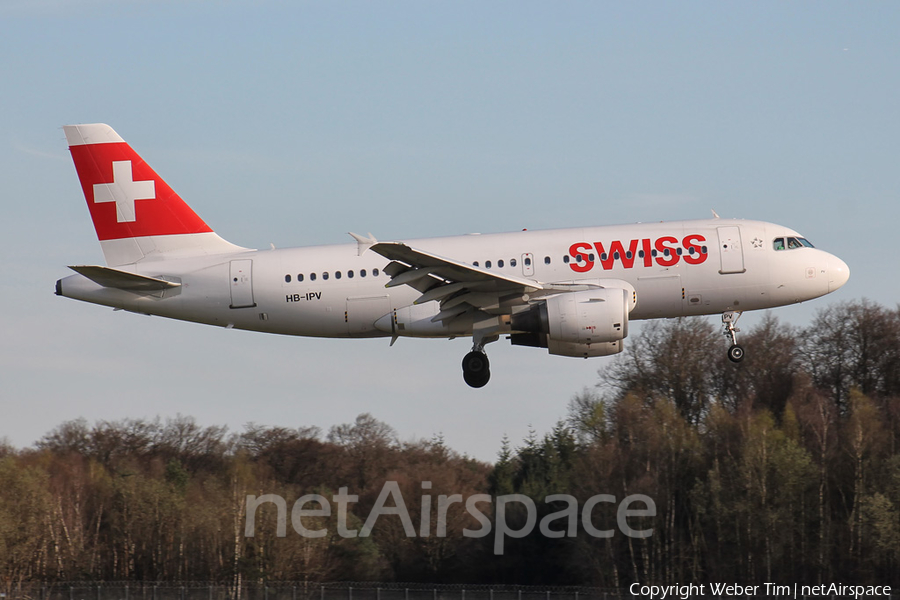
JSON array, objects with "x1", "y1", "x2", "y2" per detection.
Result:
[{"x1": 775, "y1": 236, "x2": 814, "y2": 251}]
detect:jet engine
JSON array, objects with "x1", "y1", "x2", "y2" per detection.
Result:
[{"x1": 510, "y1": 288, "x2": 631, "y2": 358}]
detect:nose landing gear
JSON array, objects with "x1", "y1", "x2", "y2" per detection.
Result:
[{"x1": 722, "y1": 311, "x2": 744, "y2": 363}]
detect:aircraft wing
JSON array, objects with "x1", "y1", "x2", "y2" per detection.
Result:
[{"x1": 369, "y1": 241, "x2": 546, "y2": 322}]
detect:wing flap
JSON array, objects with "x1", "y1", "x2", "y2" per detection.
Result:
[
  {"x1": 369, "y1": 241, "x2": 549, "y2": 322},
  {"x1": 414, "y1": 281, "x2": 468, "y2": 305}
]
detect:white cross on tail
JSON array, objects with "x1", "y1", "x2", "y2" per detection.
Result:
[{"x1": 93, "y1": 161, "x2": 155, "y2": 223}]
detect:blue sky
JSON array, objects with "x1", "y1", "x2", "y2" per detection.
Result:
[{"x1": 1, "y1": 2, "x2": 897, "y2": 461}]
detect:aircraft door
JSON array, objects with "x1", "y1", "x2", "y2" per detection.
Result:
[
  {"x1": 522, "y1": 253, "x2": 535, "y2": 277},
  {"x1": 716, "y1": 226, "x2": 746, "y2": 274},
  {"x1": 229, "y1": 259, "x2": 256, "y2": 308}
]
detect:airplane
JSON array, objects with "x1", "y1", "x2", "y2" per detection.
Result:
[{"x1": 56, "y1": 123, "x2": 851, "y2": 388}]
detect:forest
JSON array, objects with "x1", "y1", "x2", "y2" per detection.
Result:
[{"x1": 1, "y1": 299, "x2": 899, "y2": 588}]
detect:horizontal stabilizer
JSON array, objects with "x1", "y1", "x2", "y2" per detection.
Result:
[{"x1": 69, "y1": 265, "x2": 181, "y2": 292}]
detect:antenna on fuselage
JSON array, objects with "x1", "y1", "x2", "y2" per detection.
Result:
[{"x1": 711, "y1": 209, "x2": 721, "y2": 219}]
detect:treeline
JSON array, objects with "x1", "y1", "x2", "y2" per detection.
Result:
[
  {"x1": 0, "y1": 414, "x2": 491, "y2": 585},
  {"x1": 1, "y1": 299, "x2": 899, "y2": 587}
]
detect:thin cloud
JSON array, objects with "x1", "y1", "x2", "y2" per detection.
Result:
[{"x1": 12, "y1": 141, "x2": 67, "y2": 161}]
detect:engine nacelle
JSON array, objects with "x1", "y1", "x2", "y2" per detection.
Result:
[
  {"x1": 510, "y1": 287, "x2": 631, "y2": 358},
  {"x1": 546, "y1": 287, "x2": 629, "y2": 344}
]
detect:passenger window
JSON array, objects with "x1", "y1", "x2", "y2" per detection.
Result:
[
  {"x1": 563, "y1": 255, "x2": 570, "y2": 264},
  {"x1": 373, "y1": 268, "x2": 379, "y2": 276},
  {"x1": 773, "y1": 238, "x2": 785, "y2": 251},
  {"x1": 285, "y1": 274, "x2": 291, "y2": 283},
  {"x1": 335, "y1": 271, "x2": 342, "y2": 279},
  {"x1": 323, "y1": 272, "x2": 329, "y2": 280},
  {"x1": 544, "y1": 256, "x2": 551, "y2": 265},
  {"x1": 486, "y1": 260, "x2": 492, "y2": 268},
  {"x1": 511, "y1": 258, "x2": 518, "y2": 267},
  {"x1": 524, "y1": 257, "x2": 531, "y2": 266},
  {"x1": 348, "y1": 270, "x2": 354, "y2": 278},
  {"x1": 310, "y1": 273, "x2": 317, "y2": 281},
  {"x1": 473, "y1": 261, "x2": 479, "y2": 267},
  {"x1": 298, "y1": 274, "x2": 304, "y2": 282},
  {"x1": 498, "y1": 259, "x2": 504, "y2": 268}
]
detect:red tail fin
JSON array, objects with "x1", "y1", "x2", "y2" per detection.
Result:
[{"x1": 64, "y1": 124, "x2": 245, "y2": 266}]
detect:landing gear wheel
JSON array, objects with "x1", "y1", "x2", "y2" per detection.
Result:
[
  {"x1": 728, "y1": 344, "x2": 745, "y2": 363},
  {"x1": 462, "y1": 351, "x2": 491, "y2": 388},
  {"x1": 722, "y1": 311, "x2": 745, "y2": 364}
]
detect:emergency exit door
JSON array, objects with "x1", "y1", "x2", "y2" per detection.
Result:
[{"x1": 521, "y1": 253, "x2": 535, "y2": 277}]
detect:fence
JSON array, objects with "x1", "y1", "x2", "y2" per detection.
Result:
[
  {"x1": 0, "y1": 583, "x2": 894, "y2": 600},
  {"x1": 0, "y1": 583, "x2": 632, "y2": 600}
]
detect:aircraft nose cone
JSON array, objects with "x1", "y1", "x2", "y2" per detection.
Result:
[{"x1": 829, "y1": 256, "x2": 850, "y2": 292}]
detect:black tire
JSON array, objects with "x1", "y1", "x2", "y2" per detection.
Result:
[
  {"x1": 727, "y1": 344, "x2": 745, "y2": 363},
  {"x1": 462, "y1": 351, "x2": 491, "y2": 388},
  {"x1": 463, "y1": 369, "x2": 490, "y2": 388}
]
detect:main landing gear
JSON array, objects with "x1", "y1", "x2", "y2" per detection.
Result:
[
  {"x1": 462, "y1": 350, "x2": 490, "y2": 388},
  {"x1": 462, "y1": 328, "x2": 498, "y2": 388},
  {"x1": 722, "y1": 311, "x2": 744, "y2": 363}
]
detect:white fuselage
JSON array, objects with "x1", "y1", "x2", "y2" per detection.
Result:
[{"x1": 58, "y1": 218, "x2": 849, "y2": 342}]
